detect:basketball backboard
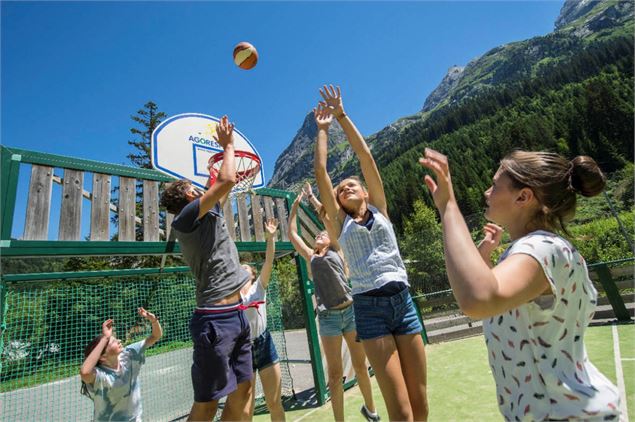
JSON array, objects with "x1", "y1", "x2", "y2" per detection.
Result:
[{"x1": 151, "y1": 113, "x2": 265, "y2": 191}]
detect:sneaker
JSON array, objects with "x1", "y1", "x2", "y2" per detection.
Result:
[{"x1": 360, "y1": 404, "x2": 381, "y2": 422}]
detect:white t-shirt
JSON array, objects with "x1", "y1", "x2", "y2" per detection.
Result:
[
  {"x1": 483, "y1": 231, "x2": 620, "y2": 421},
  {"x1": 242, "y1": 277, "x2": 267, "y2": 340},
  {"x1": 87, "y1": 340, "x2": 146, "y2": 422}
]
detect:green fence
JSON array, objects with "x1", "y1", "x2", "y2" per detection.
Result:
[{"x1": 0, "y1": 267, "x2": 294, "y2": 421}]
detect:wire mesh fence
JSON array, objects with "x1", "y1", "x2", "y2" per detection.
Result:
[{"x1": 0, "y1": 269, "x2": 294, "y2": 421}]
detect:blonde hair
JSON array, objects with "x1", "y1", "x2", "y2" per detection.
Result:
[{"x1": 500, "y1": 151, "x2": 606, "y2": 233}]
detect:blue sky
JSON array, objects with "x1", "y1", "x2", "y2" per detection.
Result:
[{"x1": 2, "y1": 1, "x2": 563, "y2": 238}]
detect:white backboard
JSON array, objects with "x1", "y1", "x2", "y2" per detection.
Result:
[{"x1": 151, "y1": 113, "x2": 265, "y2": 191}]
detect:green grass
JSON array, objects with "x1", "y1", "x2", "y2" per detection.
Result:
[{"x1": 255, "y1": 324, "x2": 635, "y2": 421}]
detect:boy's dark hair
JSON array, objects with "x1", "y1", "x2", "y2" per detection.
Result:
[
  {"x1": 80, "y1": 334, "x2": 107, "y2": 400},
  {"x1": 160, "y1": 180, "x2": 193, "y2": 215}
]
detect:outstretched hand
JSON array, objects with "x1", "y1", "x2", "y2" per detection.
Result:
[
  {"x1": 313, "y1": 103, "x2": 333, "y2": 130},
  {"x1": 418, "y1": 148, "x2": 456, "y2": 213},
  {"x1": 216, "y1": 115, "x2": 235, "y2": 149},
  {"x1": 319, "y1": 85, "x2": 344, "y2": 117},
  {"x1": 138, "y1": 307, "x2": 158, "y2": 323},
  {"x1": 102, "y1": 319, "x2": 114, "y2": 337},
  {"x1": 293, "y1": 191, "x2": 305, "y2": 207},
  {"x1": 264, "y1": 218, "x2": 279, "y2": 239},
  {"x1": 302, "y1": 182, "x2": 313, "y2": 198},
  {"x1": 478, "y1": 223, "x2": 504, "y2": 255}
]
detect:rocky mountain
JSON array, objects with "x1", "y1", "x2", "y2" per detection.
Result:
[
  {"x1": 555, "y1": 0, "x2": 602, "y2": 29},
  {"x1": 267, "y1": 112, "x2": 350, "y2": 191},
  {"x1": 421, "y1": 65, "x2": 465, "y2": 113},
  {"x1": 268, "y1": 0, "x2": 633, "y2": 191}
]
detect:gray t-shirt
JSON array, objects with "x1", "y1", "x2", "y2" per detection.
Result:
[
  {"x1": 87, "y1": 340, "x2": 146, "y2": 422},
  {"x1": 310, "y1": 249, "x2": 352, "y2": 311},
  {"x1": 172, "y1": 199, "x2": 250, "y2": 307}
]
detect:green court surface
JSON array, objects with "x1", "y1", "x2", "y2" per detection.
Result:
[{"x1": 255, "y1": 324, "x2": 634, "y2": 421}]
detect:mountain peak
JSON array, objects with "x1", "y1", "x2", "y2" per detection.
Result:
[
  {"x1": 421, "y1": 65, "x2": 465, "y2": 112},
  {"x1": 555, "y1": 0, "x2": 599, "y2": 29}
]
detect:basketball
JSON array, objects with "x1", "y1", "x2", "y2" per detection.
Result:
[{"x1": 233, "y1": 42, "x2": 258, "y2": 70}]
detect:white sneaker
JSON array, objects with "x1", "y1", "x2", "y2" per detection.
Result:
[{"x1": 360, "y1": 404, "x2": 380, "y2": 422}]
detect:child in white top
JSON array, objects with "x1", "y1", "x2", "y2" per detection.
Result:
[
  {"x1": 240, "y1": 218, "x2": 286, "y2": 422},
  {"x1": 80, "y1": 308, "x2": 163, "y2": 421},
  {"x1": 420, "y1": 148, "x2": 620, "y2": 421}
]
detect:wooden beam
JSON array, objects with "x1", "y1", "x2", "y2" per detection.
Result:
[{"x1": 24, "y1": 165, "x2": 53, "y2": 240}]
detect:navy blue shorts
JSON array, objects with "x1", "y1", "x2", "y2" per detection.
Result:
[
  {"x1": 189, "y1": 308, "x2": 253, "y2": 402},
  {"x1": 353, "y1": 287, "x2": 422, "y2": 340},
  {"x1": 251, "y1": 329, "x2": 279, "y2": 371}
]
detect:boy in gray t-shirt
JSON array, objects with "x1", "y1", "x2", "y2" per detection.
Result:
[{"x1": 159, "y1": 115, "x2": 253, "y2": 422}]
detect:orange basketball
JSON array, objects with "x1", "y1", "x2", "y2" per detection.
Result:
[{"x1": 233, "y1": 42, "x2": 258, "y2": 70}]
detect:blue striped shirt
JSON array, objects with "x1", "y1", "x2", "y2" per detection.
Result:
[{"x1": 338, "y1": 205, "x2": 409, "y2": 294}]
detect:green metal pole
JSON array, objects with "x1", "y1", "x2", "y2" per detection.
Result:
[
  {"x1": 286, "y1": 193, "x2": 328, "y2": 405},
  {"x1": 603, "y1": 191, "x2": 635, "y2": 255},
  {"x1": 1, "y1": 148, "x2": 21, "y2": 240},
  {"x1": 595, "y1": 263, "x2": 631, "y2": 322},
  {"x1": 0, "y1": 279, "x2": 8, "y2": 375},
  {"x1": 412, "y1": 296, "x2": 429, "y2": 345}
]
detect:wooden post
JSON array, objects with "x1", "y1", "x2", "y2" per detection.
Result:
[
  {"x1": 143, "y1": 180, "x2": 160, "y2": 241},
  {"x1": 118, "y1": 177, "x2": 136, "y2": 241},
  {"x1": 251, "y1": 194, "x2": 265, "y2": 242},
  {"x1": 275, "y1": 197, "x2": 289, "y2": 241},
  {"x1": 236, "y1": 194, "x2": 251, "y2": 241},
  {"x1": 90, "y1": 173, "x2": 111, "y2": 241},
  {"x1": 24, "y1": 165, "x2": 53, "y2": 240},
  {"x1": 59, "y1": 169, "x2": 84, "y2": 241}
]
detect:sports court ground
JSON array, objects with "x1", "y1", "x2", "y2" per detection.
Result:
[{"x1": 255, "y1": 323, "x2": 634, "y2": 421}]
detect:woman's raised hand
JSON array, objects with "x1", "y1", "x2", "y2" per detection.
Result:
[
  {"x1": 264, "y1": 218, "x2": 279, "y2": 239},
  {"x1": 319, "y1": 85, "x2": 344, "y2": 117},
  {"x1": 313, "y1": 103, "x2": 333, "y2": 130},
  {"x1": 418, "y1": 148, "x2": 456, "y2": 213}
]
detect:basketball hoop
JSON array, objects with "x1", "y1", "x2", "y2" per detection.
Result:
[{"x1": 208, "y1": 150, "x2": 261, "y2": 194}]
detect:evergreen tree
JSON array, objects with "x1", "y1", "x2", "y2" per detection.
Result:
[{"x1": 127, "y1": 101, "x2": 166, "y2": 169}]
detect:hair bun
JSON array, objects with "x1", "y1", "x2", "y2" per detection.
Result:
[{"x1": 569, "y1": 156, "x2": 606, "y2": 197}]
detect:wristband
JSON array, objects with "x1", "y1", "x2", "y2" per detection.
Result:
[{"x1": 336, "y1": 112, "x2": 347, "y2": 120}]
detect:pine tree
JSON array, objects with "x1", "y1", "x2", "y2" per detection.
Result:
[{"x1": 127, "y1": 101, "x2": 166, "y2": 169}]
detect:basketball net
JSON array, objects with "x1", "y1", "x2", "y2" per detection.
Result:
[{"x1": 207, "y1": 150, "x2": 261, "y2": 196}]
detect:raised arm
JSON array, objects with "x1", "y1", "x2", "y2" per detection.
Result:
[
  {"x1": 313, "y1": 103, "x2": 342, "y2": 240},
  {"x1": 198, "y1": 115, "x2": 237, "y2": 219},
  {"x1": 79, "y1": 319, "x2": 113, "y2": 385},
  {"x1": 302, "y1": 182, "x2": 322, "y2": 212},
  {"x1": 320, "y1": 85, "x2": 388, "y2": 217},
  {"x1": 288, "y1": 192, "x2": 314, "y2": 262},
  {"x1": 259, "y1": 218, "x2": 278, "y2": 290},
  {"x1": 420, "y1": 148, "x2": 548, "y2": 319},
  {"x1": 138, "y1": 307, "x2": 163, "y2": 347}
]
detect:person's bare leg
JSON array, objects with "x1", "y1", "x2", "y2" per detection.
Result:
[
  {"x1": 259, "y1": 363, "x2": 286, "y2": 421},
  {"x1": 395, "y1": 334, "x2": 428, "y2": 421},
  {"x1": 362, "y1": 335, "x2": 413, "y2": 422},
  {"x1": 322, "y1": 335, "x2": 345, "y2": 421},
  {"x1": 343, "y1": 330, "x2": 376, "y2": 413},
  {"x1": 240, "y1": 376, "x2": 257, "y2": 421},
  {"x1": 221, "y1": 380, "x2": 253, "y2": 421},
  {"x1": 188, "y1": 400, "x2": 219, "y2": 421}
]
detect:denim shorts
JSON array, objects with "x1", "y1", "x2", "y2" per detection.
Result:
[
  {"x1": 318, "y1": 304, "x2": 356, "y2": 337},
  {"x1": 251, "y1": 329, "x2": 279, "y2": 371},
  {"x1": 189, "y1": 308, "x2": 253, "y2": 402},
  {"x1": 353, "y1": 287, "x2": 422, "y2": 340}
]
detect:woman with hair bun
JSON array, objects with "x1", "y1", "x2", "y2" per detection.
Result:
[{"x1": 420, "y1": 148, "x2": 620, "y2": 421}]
